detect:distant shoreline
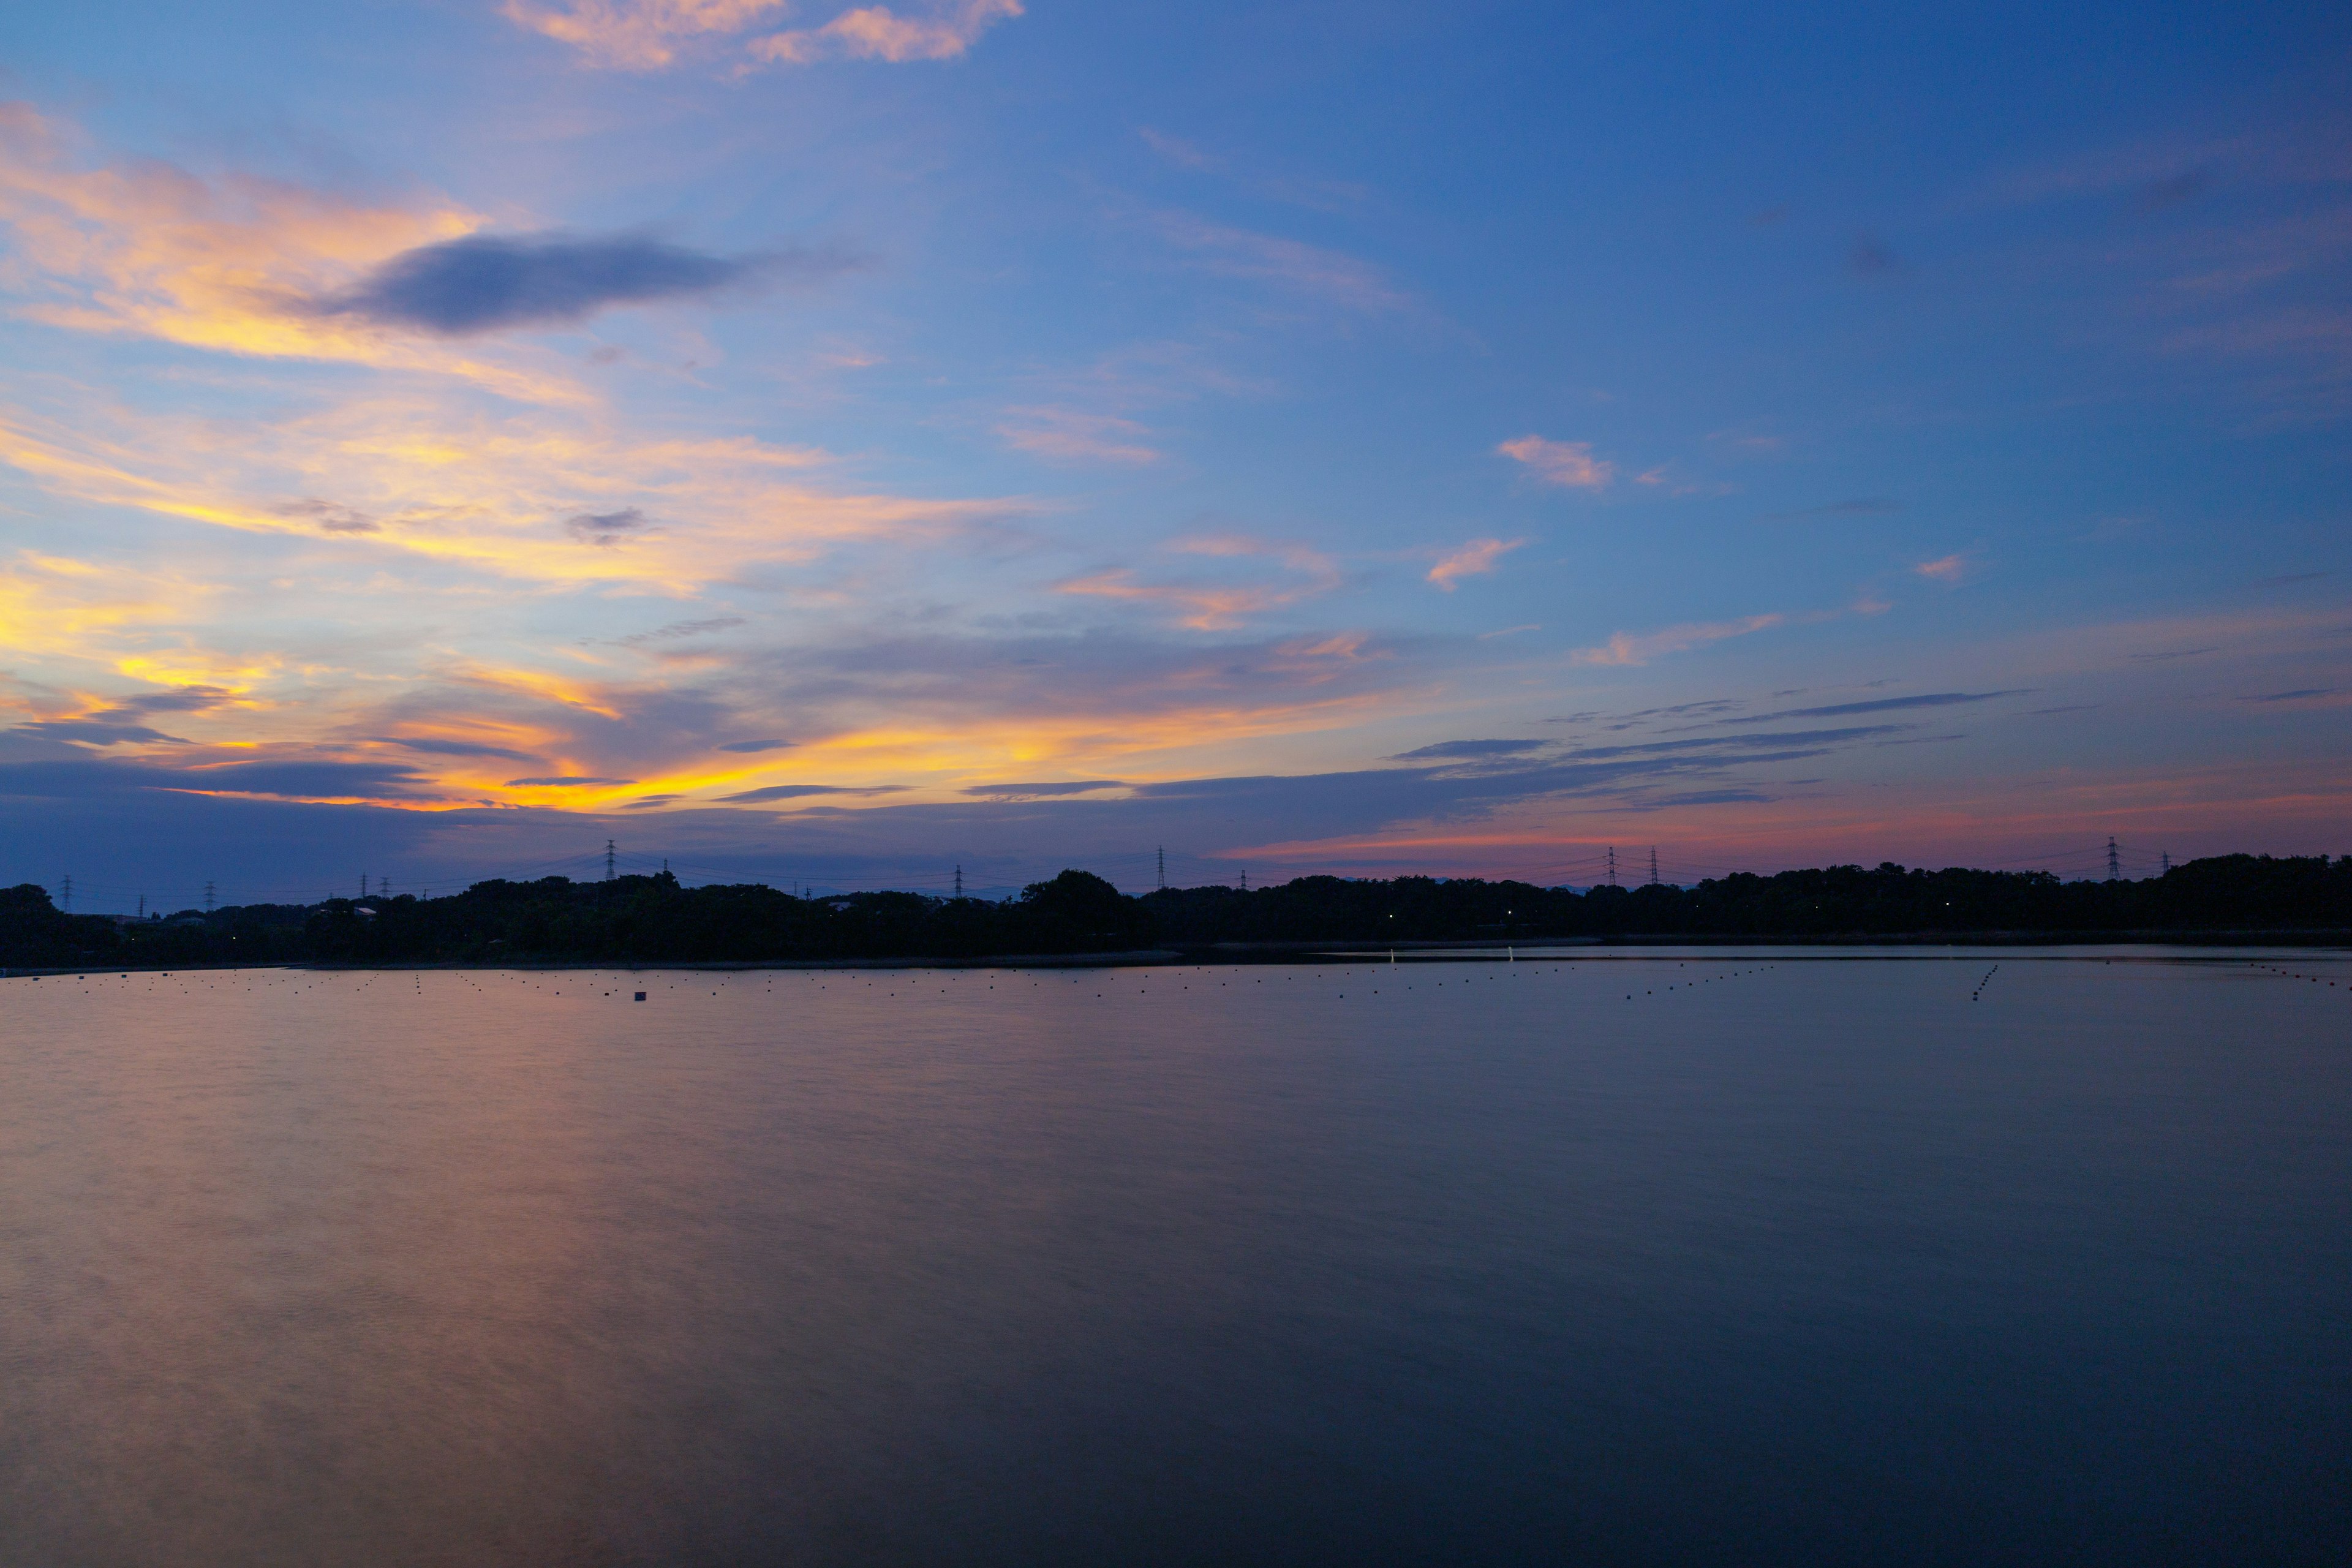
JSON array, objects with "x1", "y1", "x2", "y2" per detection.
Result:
[{"x1": 8, "y1": 928, "x2": 2349, "y2": 979}]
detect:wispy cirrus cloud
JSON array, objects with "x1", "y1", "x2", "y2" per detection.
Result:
[
  {"x1": 1427, "y1": 537, "x2": 1523, "y2": 590},
  {"x1": 1138, "y1": 128, "x2": 1216, "y2": 171},
  {"x1": 1389, "y1": 738, "x2": 1550, "y2": 761},
  {"x1": 1054, "y1": 571, "x2": 1305, "y2": 631},
  {"x1": 994, "y1": 405, "x2": 1163, "y2": 465},
  {"x1": 1055, "y1": 535, "x2": 1340, "y2": 630},
  {"x1": 1135, "y1": 127, "x2": 1371, "y2": 213},
  {"x1": 1496, "y1": 435, "x2": 1613, "y2": 489},
  {"x1": 1914, "y1": 552, "x2": 1973, "y2": 582},
  {"x1": 0, "y1": 390, "x2": 1008, "y2": 588},
  {"x1": 1153, "y1": 214, "x2": 1408, "y2": 314},
  {"x1": 1569, "y1": 613, "x2": 1787, "y2": 667}
]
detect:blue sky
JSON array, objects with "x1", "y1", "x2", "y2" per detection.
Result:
[{"x1": 2, "y1": 1, "x2": 2346, "y2": 907}]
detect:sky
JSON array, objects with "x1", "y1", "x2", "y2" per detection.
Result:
[{"x1": 1, "y1": 0, "x2": 2348, "y2": 908}]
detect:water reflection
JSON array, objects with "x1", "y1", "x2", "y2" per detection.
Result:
[{"x1": 1, "y1": 953, "x2": 2346, "y2": 1564}]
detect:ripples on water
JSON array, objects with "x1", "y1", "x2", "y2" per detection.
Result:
[{"x1": 2, "y1": 949, "x2": 2348, "y2": 1566}]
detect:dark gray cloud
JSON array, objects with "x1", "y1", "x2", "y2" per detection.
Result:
[
  {"x1": 720, "y1": 784, "x2": 910, "y2": 803},
  {"x1": 9, "y1": 719, "x2": 189, "y2": 746},
  {"x1": 372, "y1": 737, "x2": 535, "y2": 760},
  {"x1": 273, "y1": 498, "x2": 379, "y2": 534},
  {"x1": 962, "y1": 781, "x2": 1125, "y2": 798},
  {"x1": 1387, "y1": 739, "x2": 1550, "y2": 761},
  {"x1": 113, "y1": 686, "x2": 233, "y2": 715},
  {"x1": 505, "y1": 775, "x2": 635, "y2": 787},
  {"x1": 1730, "y1": 690, "x2": 2027, "y2": 722},
  {"x1": 1559, "y1": 725, "x2": 1910, "y2": 761},
  {"x1": 565, "y1": 508, "x2": 652, "y2": 546},
  {"x1": 310, "y1": 232, "x2": 863, "y2": 336},
  {"x1": 1623, "y1": 698, "x2": 1746, "y2": 719},
  {"x1": 6, "y1": 685, "x2": 236, "y2": 747},
  {"x1": 620, "y1": 617, "x2": 746, "y2": 646},
  {"x1": 1634, "y1": 789, "x2": 1775, "y2": 808},
  {"x1": 715, "y1": 738, "x2": 795, "y2": 753},
  {"x1": 188, "y1": 761, "x2": 434, "y2": 796},
  {"x1": 0, "y1": 758, "x2": 431, "y2": 799},
  {"x1": 2243, "y1": 688, "x2": 2337, "y2": 703}
]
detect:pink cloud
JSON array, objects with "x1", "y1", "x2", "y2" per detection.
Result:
[
  {"x1": 504, "y1": 0, "x2": 1020, "y2": 70},
  {"x1": 1427, "y1": 537, "x2": 1525, "y2": 591},
  {"x1": 1054, "y1": 571, "x2": 1300, "y2": 631},
  {"x1": 995, "y1": 406, "x2": 1161, "y2": 465},
  {"x1": 1914, "y1": 553, "x2": 1970, "y2": 583},
  {"x1": 748, "y1": 0, "x2": 1023, "y2": 66},
  {"x1": 1496, "y1": 435, "x2": 1613, "y2": 489},
  {"x1": 502, "y1": 0, "x2": 789, "y2": 68},
  {"x1": 1568, "y1": 613, "x2": 1785, "y2": 666},
  {"x1": 1055, "y1": 536, "x2": 1340, "y2": 630}
]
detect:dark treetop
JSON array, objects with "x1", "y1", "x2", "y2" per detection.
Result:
[{"x1": 6, "y1": 855, "x2": 2348, "y2": 969}]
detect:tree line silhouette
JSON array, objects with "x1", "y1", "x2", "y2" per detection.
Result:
[{"x1": 5, "y1": 854, "x2": 2348, "y2": 970}]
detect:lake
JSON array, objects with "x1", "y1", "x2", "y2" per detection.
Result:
[{"x1": 2, "y1": 948, "x2": 2347, "y2": 1565}]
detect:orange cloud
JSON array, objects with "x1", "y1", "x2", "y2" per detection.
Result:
[
  {"x1": 1054, "y1": 535, "x2": 1342, "y2": 630},
  {"x1": 0, "y1": 551, "x2": 196, "y2": 665},
  {"x1": 1497, "y1": 434, "x2": 1613, "y2": 489},
  {"x1": 1055, "y1": 571, "x2": 1306, "y2": 631},
  {"x1": 0, "y1": 103, "x2": 534, "y2": 383},
  {"x1": 1427, "y1": 537, "x2": 1523, "y2": 590},
  {"x1": 0, "y1": 396, "x2": 1009, "y2": 589}
]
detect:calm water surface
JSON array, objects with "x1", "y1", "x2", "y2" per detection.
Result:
[{"x1": 2, "y1": 949, "x2": 2348, "y2": 1566}]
